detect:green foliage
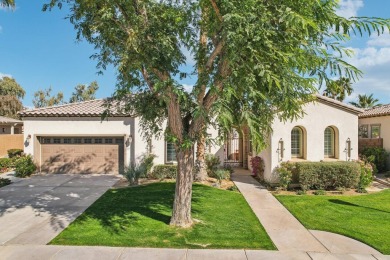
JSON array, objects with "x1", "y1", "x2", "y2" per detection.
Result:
[
  {"x1": 214, "y1": 169, "x2": 231, "y2": 183},
  {"x1": 7, "y1": 148, "x2": 23, "y2": 158},
  {"x1": 313, "y1": 189, "x2": 326, "y2": 196},
  {"x1": 285, "y1": 162, "x2": 361, "y2": 191},
  {"x1": 0, "y1": 95, "x2": 23, "y2": 119},
  {"x1": 0, "y1": 158, "x2": 12, "y2": 170},
  {"x1": 0, "y1": 0, "x2": 15, "y2": 8},
  {"x1": 0, "y1": 76, "x2": 25, "y2": 99},
  {"x1": 205, "y1": 154, "x2": 220, "y2": 177},
  {"x1": 358, "y1": 160, "x2": 373, "y2": 189},
  {"x1": 349, "y1": 93, "x2": 381, "y2": 109},
  {"x1": 221, "y1": 164, "x2": 234, "y2": 175},
  {"x1": 149, "y1": 165, "x2": 177, "y2": 179},
  {"x1": 296, "y1": 190, "x2": 306, "y2": 195},
  {"x1": 69, "y1": 81, "x2": 99, "y2": 103},
  {"x1": 14, "y1": 155, "x2": 37, "y2": 178},
  {"x1": 122, "y1": 163, "x2": 147, "y2": 186},
  {"x1": 322, "y1": 77, "x2": 353, "y2": 102},
  {"x1": 360, "y1": 147, "x2": 389, "y2": 173},
  {"x1": 33, "y1": 86, "x2": 64, "y2": 108},
  {"x1": 275, "y1": 163, "x2": 292, "y2": 190},
  {"x1": 0, "y1": 178, "x2": 11, "y2": 188}
]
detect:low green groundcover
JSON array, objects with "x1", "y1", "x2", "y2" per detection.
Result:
[
  {"x1": 276, "y1": 190, "x2": 390, "y2": 254},
  {"x1": 50, "y1": 183, "x2": 275, "y2": 249}
]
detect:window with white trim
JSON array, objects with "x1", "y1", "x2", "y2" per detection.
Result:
[
  {"x1": 291, "y1": 127, "x2": 303, "y2": 158},
  {"x1": 324, "y1": 127, "x2": 335, "y2": 158}
]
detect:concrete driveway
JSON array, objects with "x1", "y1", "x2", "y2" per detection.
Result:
[{"x1": 0, "y1": 174, "x2": 120, "y2": 245}]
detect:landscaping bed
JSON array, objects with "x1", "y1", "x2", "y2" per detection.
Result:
[
  {"x1": 275, "y1": 189, "x2": 390, "y2": 254},
  {"x1": 50, "y1": 182, "x2": 275, "y2": 249}
]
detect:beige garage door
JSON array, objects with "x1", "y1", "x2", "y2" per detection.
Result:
[{"x1": 39, "y1": 137, "x2": 124, "y2": 174}]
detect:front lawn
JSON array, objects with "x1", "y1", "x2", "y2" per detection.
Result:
[
  {"x1": 50, "y1": 182, "x2": 276, "y2": 249},
  {"x1": 276, "y1": 190, "x2": 390, "y2": 254}
]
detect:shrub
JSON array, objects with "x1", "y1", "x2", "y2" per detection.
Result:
[
  {"x1": 205, "y1": 154, "x2": 220, "y2": 177},
  {"x1": 360, "y1": 147, "x2": 389, "y2": 173},
  {"x1": 14, "y1": 155, "x2": 37, "y2": 178},
  {"x1": 250, "y1": 156, "x2": 265, "y2": 180},
  {"x1": 358, "y1": 160, "x2": 373, "y2": 189},
  {"x1": 285, "y1": 161, "x2": 360, "y2": 191},
  {"x1": 275, "y1": 163, "x2": 292, "y2": 190},
  {"x1": 221, "y1": 164, "x2": 234, "y2": 175},
  {"x1": 149, "y1": 165, "x2": 177, "y2": 179},
  {"x1": 214, "y1": 169, "x2": 231, "y2": 183},
  {"x1": 0, "y1": 158, "x2": 12, "y2": 170},
  {"x1": 313, "y1": 189, "x2": 326, "y2": 195},
  {"x1": 122, "y1": 163, "x2": 147, "y2": 186},
  {"x1": 7, "y1": 149, "x2": 23, "y2": 158},
  {"x1": 296, "y1": 190, "x2": 306, "y2": 195},
  {"x1": 141, "y1": 153, "x2": 156, "y2": 176},
  {"x1": 0, "y1": 178, "x2": 11, "y2": 188}
]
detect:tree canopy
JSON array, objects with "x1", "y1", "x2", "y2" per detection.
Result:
[
  {"x1": 350, "y1": 93, "x2": 381, "y2": 109},
  {"x1": 45, "y1": 0, "x2": 390, "y2": 227},
  {"x1": 69, "y1": 81, "x2": 99, "y2": 103},
  {"x1": 0, "y1": 76, "x2": 25, "y2": 119},
  {"x1": 322, "y1": 77, "x2": 353, "y2": 102},
  {"x1": 33, "y1": 87, "x2": 64, "y2": 108}
]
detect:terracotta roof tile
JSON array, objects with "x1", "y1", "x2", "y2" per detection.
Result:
[
  {"x1": 359, "y1": 104, "x2": 390, "y2": 118},
  {"x1": 19, "y1": 99, "x2": 129, "y2": 117}
]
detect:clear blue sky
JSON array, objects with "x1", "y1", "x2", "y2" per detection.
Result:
[{"x1": 1, "y1": 0, "x2": 390, "y2": 107}]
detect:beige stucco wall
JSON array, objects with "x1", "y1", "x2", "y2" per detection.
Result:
[
  {"x1": 22, "y1": 117, "x2": 148, "y2": 168},
  {"x1": 254, "y1": 101, "x2": 359, "y2": 182},
  {"x1": 359, "y1": 116, "x2": 390, "y2": 165}
]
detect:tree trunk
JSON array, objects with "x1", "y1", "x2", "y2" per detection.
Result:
[
  {"x1": 195, "y1": 134, "x2": 208, "y2": 181},
  {"x1": 170, "y1": 147, "x2": 194, "y2": 227}
]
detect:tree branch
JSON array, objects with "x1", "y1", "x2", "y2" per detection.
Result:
[
  {"x1": 209, "y1": 0, "x2": 223, "y2": 22},
  {"x1": 205, "y1": 40, "x2": 224, "y2": 70}
]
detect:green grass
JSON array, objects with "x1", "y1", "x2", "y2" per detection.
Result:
[
  {"x1": 276, "y1": 190, "x2": 390, "y2": 254},
  {"x1": 50, "y1": 182, "x2": 276, "y2": 249}
]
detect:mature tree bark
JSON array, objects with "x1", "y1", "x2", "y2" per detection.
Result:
[
  {"x1": 170, "y1": 148, "x2": 194, "y2": 227},
  {"x1": 195, "y1": 133, "x2": 208, "y2": 181}
]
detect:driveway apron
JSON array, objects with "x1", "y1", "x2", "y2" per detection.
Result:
[{"x1": 0, "y1": 174, "x2": 119, "y2": 245}]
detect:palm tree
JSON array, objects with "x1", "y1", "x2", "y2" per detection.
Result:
[
  {"x1": 349, "y1": 94, "x2": 381, "y2": 109},
  {"x1": 323, "y1": 77, "x2": 353, "y2": 102}
]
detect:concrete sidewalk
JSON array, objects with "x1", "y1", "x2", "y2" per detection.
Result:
[
  {"x1": 231, "y1": 169, "x2": 385, "y2": 257},
  {"x1": 0, "y1": 245, "x2": 388, "y2": 260}
]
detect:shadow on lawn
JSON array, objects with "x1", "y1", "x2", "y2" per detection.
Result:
[
  {"x1": 328, "y1": 199, "x2": 390, "y2": 214},
  {"x1": 77, "y1": 182, "x2": 200, "y2": 234}
]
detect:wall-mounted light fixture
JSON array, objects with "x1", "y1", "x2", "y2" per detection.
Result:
[
  {"x1": 276, "y1": 138, "x2": 285, "y2": 162},
  {"x1": 344, "y1": 137, "x2": 352, "y2": 161},
  {"x1": 25, "y1": 134, "x2": 32, "y2": 144}
]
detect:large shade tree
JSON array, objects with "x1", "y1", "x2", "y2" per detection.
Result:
[
  {"x1": 33, "y1": 87, "x2": 64, "y2": 108},
  {"x1": 350, "y1": 93, "x2": 381, "y2": 109},
  {"x1": 0, "y1": 76, "x2": 25, "y2": 119},
  {"x1": 45, "y1": 0, "x2": 390, "y2": 227},
  {"x1": 69, "y1": 81, "x2": 99, "y2": 103}
]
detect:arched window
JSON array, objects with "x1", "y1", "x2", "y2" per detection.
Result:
[
  {"x1": 324, "y1": 127, "x2": 335, "y2": 158},
  {"x1": 291, "y1": 127, "x2": 303, "y2": 158}
]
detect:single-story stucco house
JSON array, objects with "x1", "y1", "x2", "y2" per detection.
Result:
[
  {"x1": 20, "y1": 95, "x2": 362, "y2": 180},
  {"x1": 0, "y1": 116, "x2": 24, "y2": 157},
  {"x1": 248, "y1": 95, "x2": 363, "y2": 182},
  {"x1": 358, "y1": 104, "x2": 390, "y2": 165}
]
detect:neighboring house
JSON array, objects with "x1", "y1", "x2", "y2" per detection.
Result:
[
  {"x1": 0, "y1": 116, "x2": 23, "y2": 135},
  {"x1": 0, "y1": 116, "x2": 24, "y2": 157},
  {"x1": 358, "y1": 104, "x2": 390, "y2": 164},
  {"x1": 246, "y1": 95, "x2": 362, "y2": 182},
  {"x1": 19, "y1": 100, "x2": 221, "y2": 174}
]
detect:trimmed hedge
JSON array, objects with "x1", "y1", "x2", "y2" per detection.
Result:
[
  {"x1": 279, "y1": 161, "x2": 361, "y2": 190},
  {"x1": 7, "y1": 149, "x2": 23, "y2": 158},
  {"x1": 149, "y1": 165, "x2": 177, "y2": 179}
]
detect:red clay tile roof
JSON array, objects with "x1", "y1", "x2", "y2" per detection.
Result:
[
  {"x1": 0, "y1": 116, "x2": 23, "y2": 123},
  {"x1": 359, "y1": 104, "x2": 390, "y2": 118},
  {"x1": 19, "y1": 99, "x2": 129, "y2": 117}
]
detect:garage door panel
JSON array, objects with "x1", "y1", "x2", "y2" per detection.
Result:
[{"x1": 40, "y1": 139, "x2": 123, "y2": 174}]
